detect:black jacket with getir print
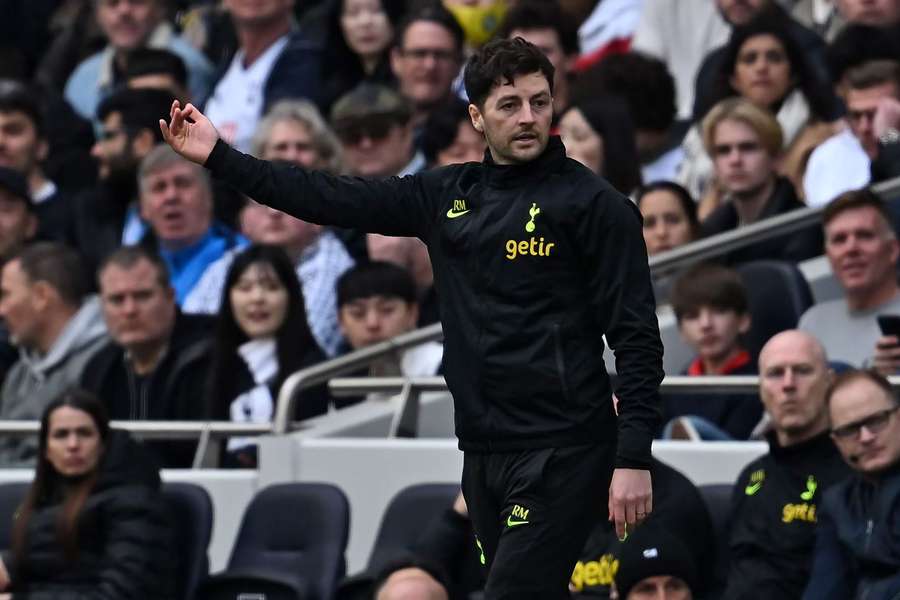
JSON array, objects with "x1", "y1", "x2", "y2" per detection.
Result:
[
  {"x1": 724, "y1": 431, "x2": 851, "y2": 600},
  {"x1": 204, "y1": 136, "x2": 664, "y2": 467}
]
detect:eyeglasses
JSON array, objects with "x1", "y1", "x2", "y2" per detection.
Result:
[
  {"x1": 831, "y1": 406, "x2": 899, "y2": 440},
  {"x1": 334, "y1": 118, "x2": 395, "y2": 145}
]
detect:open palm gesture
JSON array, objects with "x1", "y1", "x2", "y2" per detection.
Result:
[{"x1": 159, "y1": 100, "x2": 220, "y2": 165}]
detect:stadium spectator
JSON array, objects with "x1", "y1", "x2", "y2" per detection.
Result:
[
  {"x1": 389, "y1": 6, "x2": 464, "y2": 127},
  {"x1": 573, "y1": 458, "x2": 718, "y2": 598},
  {"x1": 725, "y1": 330, "x2": 852, "y2": 599},
  {"x1": 332, "y1": 83, "x2": 424, "y2": 178},
  {"x1": 0, "y1": 82, "x2": 69, "y2": 242},
  {"x1": 804, "y1": 60, "x2": 900, "y2": 207},
  {"x1": 804, "y1": 369, "x2": 900, "y2": 599},
  {"x1": 496, "y1": 0, "x2": 579, "y2": 121},
  {"x1": 124, "y1": 47, "x2": 191, "y2": 103},
  {"x1": 0, "y1": 390, "x2": 174, "y2": 599},
  {"x1": 0, "y1": 167, "x2": 37, "y2": 261},
  {"x1": 184, "y1": 101, "x2": 354, "y2": 357},
  {"x1": 699, "y1": 98, "x2": 822, "y2": 265},
  {"x1": 203, "y1": 0, "x2": 324, "y2": 153},
  {"x1": 681, "y1": 18, "x2": 838, "y2": 202},
  {"x1": 663, "y1": 263, "x2": 761, "y2": 441},
  {"x1": 558, "y1": 96, "x2": 643, "y2": 195},
  {"x1": 0, "y1": 167, "x2": 38, "y2": 387},
  {"x1": 321, "y1": 0, "x2": 406, "y2": 109},
  {"x1": 576, "y1": 52, "x2": 683, "y2": 183},
  {"x1": 138, "y1": 145, "x2": 247, "y2": 305},
  {"x1": 612, "y1": 524, "x2": 699, "y2": 600},
  {"x1": 81, "y1": 246, "x2": 213, "y2": 467},
  {"x1": 421, "y1": 97, "x2": 486, "y2": 167},
  {"x1": 63, "y1": 0, "x2": 212, "y2": 122},
  {"x1": 694, "y1": 2, "x2": 832, "y2": 123},
  {"x1": 630, "y1": 0, "x2": 730, "y2": 119},
  {"x1": 337, "y1": 261, "x2": 442, "y2": 378},
  {"x1": 205, "y1": 245, "x2": 329, "y2": 468},
  {"x1": 0, "y1": 243, "x2": 107, "y2": 466},
  {"x1": 73, "y1": 87, "x2": 172, "y2": 275},
  {"x1": 635, "y1": 181, "x2": 699, "y2": 257},
  {"x1": 799, "y1": 189, "x2": 900, "y2": 368}
]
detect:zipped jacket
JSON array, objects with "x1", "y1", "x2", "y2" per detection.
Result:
[
  {"x1": 803, "y1": 464, "x2": 900, "y2": 600},
  {"x1": 205, "y1": 136, "x2": 664, "y2": 467}
]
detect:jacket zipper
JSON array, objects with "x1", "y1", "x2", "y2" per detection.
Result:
[{"x1": 553, "y1": 323, "x2": 573, "y2": 404}]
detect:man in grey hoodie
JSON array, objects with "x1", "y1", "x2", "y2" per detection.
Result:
[{"x1": 0, "y1": 242, "x2": 107, "y2": 466}]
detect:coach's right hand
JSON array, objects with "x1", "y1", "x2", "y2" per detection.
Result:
[{"x1": 159, "y1": 100, "x2": 220, "y2": 165}]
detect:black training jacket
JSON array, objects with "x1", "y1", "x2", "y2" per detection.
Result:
[{"x1": 205, "y1": 136, "x2": 664, "y2": 467}]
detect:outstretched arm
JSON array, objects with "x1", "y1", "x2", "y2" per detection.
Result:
[{"x1": 160, "y1": 101, "x2": 438, "y2": 238}]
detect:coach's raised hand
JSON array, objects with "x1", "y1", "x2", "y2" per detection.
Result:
[{"x1": 159, "y1": 100, "x2": 219, "y2": 165}]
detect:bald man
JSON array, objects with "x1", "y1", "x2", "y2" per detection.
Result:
[
  {"x1": 723, "y1": 331, "x2": 852, "y2": 600},
  {"x1": 375, "y1": 567, "x2": 449, "y2": 600}
]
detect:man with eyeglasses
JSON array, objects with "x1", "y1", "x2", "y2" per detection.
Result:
[
  {"x1": 390, "y1": 5, "x2": 464, "y2": 128},
  {"x1": 725, "y1": 330, "x2": 851, "y2": 600},
  {"x1": 803, "y1": 59, "x2": 900, "y2": 207},
  {"x1": 803, "y1": 368, "x2": 900, "y2": 599}
]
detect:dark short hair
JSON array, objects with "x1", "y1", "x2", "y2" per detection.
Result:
[
  {"x1": 0, "y1": 80, "x2": 43, "y2": 136},
  {"x1": 96, "y1": 87, "x2": 173, "y2": 144},
  {"x1": 394, "y1": 4, "x2": 464, "y2": 54},
  {"x1": 13, "y1": 242, "x2": 89, "y2": 307},
  {"x1": 495, "y1": 0, "x2": 579, "y2": 56},
  {"x1": 845, "y1": 59, "x2": 900, "y2": 92},
  {"x1": 822, "y1": 188, "x2": 894, "y2": 231},
  {"x1": 671, "y1": 263, "x2": 749, "y2": 322},
  {"x1": 97, "y1": 245, "x2": 170, "y2": 289},
  {"x1": 575, "y1": 52, "x2": 676, "y2": 133},
  {"x1": 635, "y1": 181, "x2": 700, "y2": 238},
  {"x1": 124, "y1": 48, "x2": 188, "y2": 88},
  {"x1": 827, "y1": 25, "x2": 900, "y2": 85},
  {"x1": 826, "y1": 368, "x2": 898, "y2": 407},
  {"x1": 337, "y1": 261, "x2": 417, "y2": 307},
  {"x1": 421, "y1": 97, "x2": 472, "y2": 164},
  {"x1": 464, "y1": 37, "x2": 555, "y2": 108}
]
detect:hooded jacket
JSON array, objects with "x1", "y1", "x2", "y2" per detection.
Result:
[
  {"x1": 6, "y1": 430, "x2": 175, "y2": 599},
  {"x1": 205, "y1": 136, "x2": 664, "y2": 467},
  {"x1": 0, "y1": 297, "x2": 107, "y2": 466}
]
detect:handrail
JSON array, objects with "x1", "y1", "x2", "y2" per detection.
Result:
[
  {"x1": 648, "y1": 175, "x2": 900, "y2": 278},
  {"x1": 0, "y1": 421, "x2": 273, "y2": 438},
  {"x1": 273, "y1": 322, "x2": 443, "y2": 434}
]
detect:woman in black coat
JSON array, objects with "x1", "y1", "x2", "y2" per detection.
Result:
[
  {"x1": 206, "y1": 244, "x2": 330, "y2": 468},
  {"x1": 0, "y1": 389, "x2": 174, "y2": 599}
]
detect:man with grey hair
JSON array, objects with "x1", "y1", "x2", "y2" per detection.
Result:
[
  {"x1": 725, "y1": 330, "x2": 851, "y2": 600},
  {"x1": 798, "y1": 189, "x2": 900, "y2": 370},
  {"x1": 184, "y1": 102, "x2": 353, "y2": 356},
  {"x1": 139, "y1": 144, "x2": 246, "y2": 305}
]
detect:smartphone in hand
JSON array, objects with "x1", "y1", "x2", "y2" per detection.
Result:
[{"x1": 877, "y1": 314, "x2": 900, "y2": 338}]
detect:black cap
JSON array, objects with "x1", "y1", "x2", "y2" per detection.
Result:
[
  {"x1": 614, "y1": 525, "x2": 698, "y2": 599},
  {"x1": 0, "y1": 166, "x2": 32, "y2": 210}
]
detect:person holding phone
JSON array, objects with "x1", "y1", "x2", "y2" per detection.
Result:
[{"x1": 798, "y1": 189, "x2": 900, "y2": 372}]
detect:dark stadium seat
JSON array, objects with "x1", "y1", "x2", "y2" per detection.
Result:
[
  {"x1": 699, "y1": 483, "x2": 733, "y2": 574},
  {"x1": 196, "y1": 482, "x2": 350, "y2": 600},
  {"x1": 162, "y1": 482, "x2": 213, "y2": 600},
  {"x1": 0, "y1": 481, "x2": 29, "y2": 552},
  {"x1": 737, "y1": 260, "x2": 814, "y2": 358},
  {"x1": 366, "y1": 482, "x2": 459, "y2": 573}
]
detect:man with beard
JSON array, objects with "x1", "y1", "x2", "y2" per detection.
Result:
[{"x1": 72, "y1": 87, "x2": 173, "y2": 276}]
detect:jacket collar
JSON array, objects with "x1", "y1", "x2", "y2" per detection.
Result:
[
  {"x1": 767, "y1": 428, "x2": 836, "y2": 460},
  {"x1": 481, "y1": 136, "x2": 568, "y2": 189}
]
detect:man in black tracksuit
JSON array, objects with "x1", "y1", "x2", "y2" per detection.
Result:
[
  {"x1": 725, "y1": 330, "x2": 851, "y2": 599},
  {"x1": 161, "y1": 37, "x2": 664, "y2": 599}
]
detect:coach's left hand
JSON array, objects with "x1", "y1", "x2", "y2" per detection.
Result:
[{"x1": 608, "y1": 468, "x2": 652, "y2": 540}]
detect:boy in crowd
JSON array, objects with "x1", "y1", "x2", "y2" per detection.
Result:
[{"x1": 664, "y1": 263, "x2": 761, "y2": 440}]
